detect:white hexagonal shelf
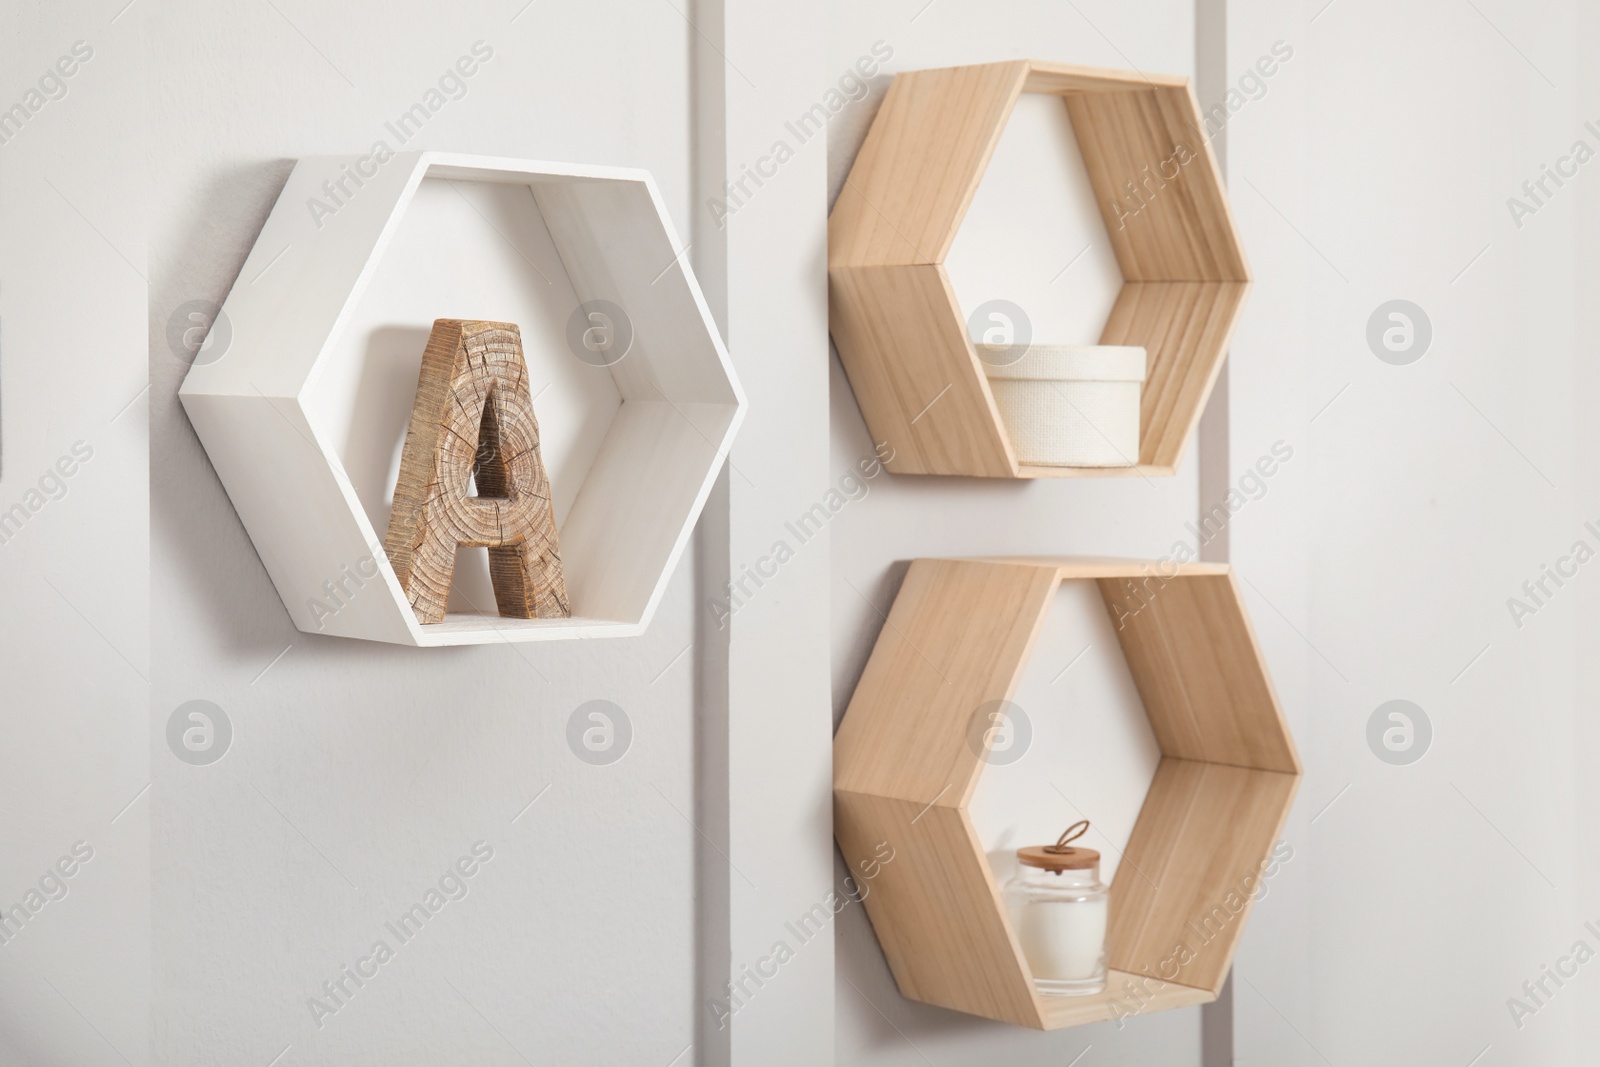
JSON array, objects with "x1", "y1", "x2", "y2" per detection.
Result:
[{"x1": 180, "y1": 152, "x2": 744, "y2": 646}]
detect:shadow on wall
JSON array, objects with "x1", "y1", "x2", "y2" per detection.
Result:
[
  {"x1": 826, "y1": 74, "x2": 894, "y2": 211},
  {"x1": 831, "y1": 556, "x2": 909, "y2": 730},
  {"x1": 152, "y1": 159, "x2": 298, "y2": 659}
]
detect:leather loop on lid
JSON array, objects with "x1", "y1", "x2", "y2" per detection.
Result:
[{"x1": 1016, "y1": 820, "x2": 1102, "y2": 870}]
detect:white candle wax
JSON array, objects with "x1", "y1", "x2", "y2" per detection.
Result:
[{"x1": 1012, "y1": 896, "x2": 1107, "y2": 983}]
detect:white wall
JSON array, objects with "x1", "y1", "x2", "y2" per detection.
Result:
[
  {"x1": 0, "y1": 2, "x2": 838, "y2": 1063},
  {"x1": 0, "y1": 4, "x2": 148, "y2": 1065},
  {"x1": 1580, "y1": 3, "x2": 1600, "y2": 1055},
  {"x1": 4, "y1": 2, "x2": 1599, "y2": 1065},
  {"x1": 692, "y1": 2, "x2": 836, "y2": 1065},
  {"x1": 1211, "y1": 3, "x2": 1312, "y2": 1064},
  {"x1": 1226, "y1": 1, "x2": 1596, "y2": 1065},
  {"x1": 145, "y1": 3, "x2": 707, "y2": 1065}
]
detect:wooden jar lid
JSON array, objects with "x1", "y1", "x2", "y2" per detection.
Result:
[
  {"x1": 1016, "y1": 820, "x2": 1099, "y2": 870},
  {"x1": 1016, "y1": 844, "x2": 1100, "y2": 871}
]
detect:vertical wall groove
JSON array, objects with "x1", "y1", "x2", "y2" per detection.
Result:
[
  {"x1": 1195, "y1": 0, "x2": 1235, "y2": 1062},
  {"x1": 690, "y1": 1, "x2": 733, "y2": 1063}
]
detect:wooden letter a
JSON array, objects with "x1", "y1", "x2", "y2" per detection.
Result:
[{"x1": 385, "y1": 319, "x2": 570, "y2": 624}]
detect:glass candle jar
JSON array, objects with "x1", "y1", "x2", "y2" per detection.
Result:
[{"x1": 1004, "y1": 822, "x2": 1108, "y2": 997}]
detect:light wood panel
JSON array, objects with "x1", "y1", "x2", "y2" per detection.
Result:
[
  {"x1": 833, "y1": 557, "x2": 1300, "y2": 1030},
  {"x1": 1066, "y1": 86, "x2": 1246, "y2": 281},
  {"x1": 836, "y1": 791, "x2": 1040, "y2": 1027},
  {"x1": 1107, "y1": 758, "x2": 1299, "y2": 992},
  {"x1": 1022, "y1": 62, "x2": 1187, "y2": 94},
  {"x1": 1099, "y1": 570, "x2": 1299, "y2": 773},
  {"x1": 1101, "y1": 281, "x2": 1250, "y2": 469},
  {"x1": 836, "y1": 788, "x2": 1220, "y2": 1031},
  {"x1": 828, "y1": 264, "x2": 1015, "y2": 478},
  {"x1": 833, "y1": 558, "x2": 1055, "y2": 803},
  {"x1": 828, "y1": 60, "x2": 1250, "y2": 479},
  {"x1": 829, "y1": 62, "x2": 1028, "y2": 270}
]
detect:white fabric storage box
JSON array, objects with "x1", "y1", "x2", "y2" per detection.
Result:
[{"x1": 978, "y1": 344, "x2": 1146, "y2": 467}]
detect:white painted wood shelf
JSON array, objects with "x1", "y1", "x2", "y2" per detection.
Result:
[{"x1": 180, "y1": 152, "x2": 745, "y2": 646}]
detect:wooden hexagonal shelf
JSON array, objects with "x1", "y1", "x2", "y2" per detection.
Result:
[
  {"x1": 829, "y1": 61, "x2": 1249, "y2": 479},
  {"x1": 834, "y1": 558, "x2": 1299, "y2": 1030}
]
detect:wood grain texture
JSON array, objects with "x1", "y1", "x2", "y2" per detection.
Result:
[
  {"x1": 828, "y1": 264, "x2": 1015, "y2": 477},
  {"x1": 833, "y1": 557, "x2": 1300, "y2": 1030},
  {"x1": 827, "y1": 60, "x2": 1249, "y2": 479},
  {"x1": 385, "y1": 319, "x2": 569, "y2": 624},
  {"x1": 1066, "y1": 86, "x2": 1246, "y2": 282},
  {"x1": 1021, "y1": 62, "x2": 1187, "y2": 93},
  {"x1": 836, "y1": 792, "x2": 1041, "y2": 1027},
  {"x1": 1100, "y1": 281, "x2": 1250, "y2": 469},
  {"x1": 829, "y1": 62, "x2": 1029, "y2": 269},
  {"x1": 832, "y1": 558, "x2": 1056, "y2": 805},
  {"x1": 1099, "y1": 571, "x2": 1298, "y2": 773},
  {"x1": 1107, "y1": 758, "x2": 1299, "y2": 993},
  {"x1": 837, "y1": 788, "x2": 1219, "y2": 1031}
]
